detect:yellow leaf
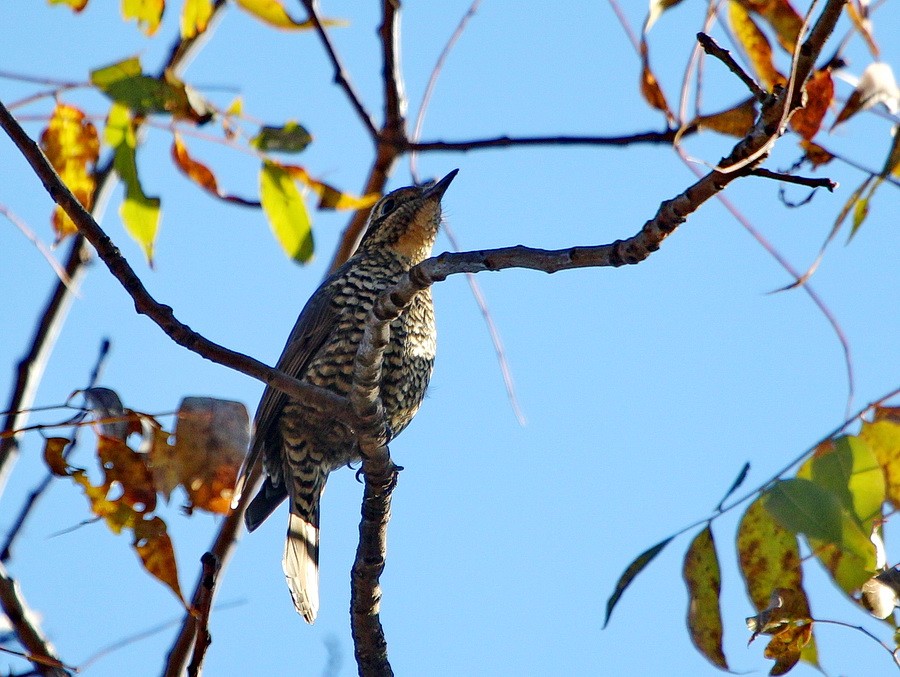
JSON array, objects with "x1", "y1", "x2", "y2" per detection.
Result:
[
  {"x1": 284, "y1": 165, "x2": 379, "y2": 210},
  {"x1": 234, "y1": 0, "x2": 346, "y2": 30},
  {"x1": 180, "y1": 0, "x2": 213, "y2": 38},
  {"x1": 105, "y1": 103, "x2": 161, "y2": 264},
  {"x1": 682, "y1": 527, "x2": 728, "y2": 669},
  {"x1": 259, "y1": 161, "x2": 314, "y2": 262},
  {"x1": 121, "y1": 0, "x2": 165, "y2": 36},
  {"x1": 40, "y1": 103, "x2": 100, "y2": 242},
  {"x1": 733, "y1": 0, "x2": 803, "y2": 52},
  {"x1": 134, "y1": 516, "x2": 185, "y2": 603},
  {"x1": 860, "y1": 415, "x2": 900, "y2": 510},
  {"x1": 49, "y1": 0, "x2": 89, "y2": 11},
  {"x1": 729, "y1": 1, "x2": 784, "y2": 90}
]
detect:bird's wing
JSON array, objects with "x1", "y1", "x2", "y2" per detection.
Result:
[{"x1": 234, "y1": 267, "x2": 347, "y2": 510}]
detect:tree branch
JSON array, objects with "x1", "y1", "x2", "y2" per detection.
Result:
[
  {"x1": 379, "y1": 0, "x2": 406, "y2": 142},
  {"x1": 404, "y1": 128, "x2": 688, "y2": 152},
  {"x1": 697, "y1": 32, "x2": 767, "y2": 102},
  {"x1": 0, "y1": 562, "x2": 69, "y2": 676},
  {"x1": 300, "y1": 0, "x2": 379, "y2": 139},
  {"x1": 186, "y1": 552, "x2": 220, "y2": 677},
  {"x1": 750, "y1": 167, "x2": 837, "y2": 191}
]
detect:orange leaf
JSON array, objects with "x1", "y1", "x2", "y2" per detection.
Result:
[
  {"x1": 40, "y1": 103, "x2": 100, "y2": 242},
  {"x1": 693, "y1": 97, "x2": 758, "y2": 137},
  {"x1": 171, "y1": 134, "x2": 220, "y2": 195},
  {"x1": 845, "y1": 1, "x2": 879, "y2": 59},
  {"x1": 283, "y1": 165, "x2": 379, "y2": 211},
  {"x1": 791, "y1": 69, "x2": 834, "y2": 141},
  {"x1": 729, "y1": 1, "x2": 784, "y2": 91},
  {"x1": 134, "y1": 516, "x2": 185, "y2": 603},
  {"x1": 98, "y1": 435, "x2": 157, "y2": 512}
]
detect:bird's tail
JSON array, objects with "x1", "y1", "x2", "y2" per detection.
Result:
[{"x1": 283, "y1": 510, "x2": 320, "y2": 623}]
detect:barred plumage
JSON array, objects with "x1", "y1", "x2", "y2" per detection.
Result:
[{"x1": 243, "y1": 170, "x2": 457, "y2": 623}]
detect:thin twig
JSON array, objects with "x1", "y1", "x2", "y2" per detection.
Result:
[
  {"x1": 186, "y1": 552, "x2": 221, "y2": 677},
  {"x1": 405, "y1": 129, "x2": 686, "y2": 152},
  {"x1": 0, "y1": 204, "x2": 72, "y2": 288},
  {"x1": 749, "y1": 167, "x2": 837, "y2": 191},
  {"x1": 812, "y1": 619, "x2": 900, "y2": 668},
  {"x1": 697, "y1": 32, "x2": 768, "y2": 102},
  {"x1": 300, "y1": 0, "x2": 379, "y2": 139}
]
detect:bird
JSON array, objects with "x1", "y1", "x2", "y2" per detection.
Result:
[{"x1": 241, "y1": 169, "x2": 457, "y2": 623}]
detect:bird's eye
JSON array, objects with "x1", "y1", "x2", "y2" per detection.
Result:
[{"x1": 379, "y1": 198, "x2": 397, "y2": 216}]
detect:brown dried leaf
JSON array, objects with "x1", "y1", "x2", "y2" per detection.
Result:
[
  {"x1": 40, "y1": 103, "x2": 100, "y2": 242},
  {"x1": 172, "y1": 397, "x2": 249, "y2": 513},
  {"x1": 729, "y1": 1, "x2": 784, "y2": 90},
  {"x1": 764, "y1": 622, "x2": 813, "y2": 676},
  {"x1": 98, "y1": 435, "x2": 157, "y2": 512},
  {"x1": 799, "y1": 140, "x2": 834, "y2": 168},
  {"x1": 682, "y1": 527, "x2": 728, "y2": 669},
  {"x1": 43, "y1": 437, "x2": 72, "y2": 476},
  {"x1": 171, "y1": 134, "x2": 220, "y2": 195},
  {"x1": 693, "y1": 97, "x2": 758, "y2": 137},
  {"x1": 639, "y1": 39, "x2": 672, "y2": 119},
  {"x1": 134, "y1": 516, "x2": 185, "y2": 603},
  {"x1": 791, "y1": 69, "x2": 834, "y2": 141},
  {"x1": 845, "y1": 1, "x2": 879, "y2": 59}
]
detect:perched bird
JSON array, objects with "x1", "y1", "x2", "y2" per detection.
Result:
[{"x1": 242, "y1": 170, "x2": 457, "y2": 623}]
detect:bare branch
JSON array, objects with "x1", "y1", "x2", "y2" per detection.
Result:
[
  {"x1": 379, "y1": 0, "x2": 406, "y2": 141},
  {"x1": 0, "y1": 101, "x2": 356, "y2": 428},
  {"x1": 697, "y1": 32, "x2": 767, "y2": 102},
  {"x1": 405, "y1": 129, "x2": 686, "y2": 152},
  {"x1": 0, "y1": 562, "x2": 69, "y2": 676},
  {"x1": 300, "y1": 0, "x2": 379, "y2": 139},
  {"x1": 750, "y1": 167, "x2": 837, "y2": 191},
  {"x1": 186, "y1": 553, "x2": 221, "y2": 677}
]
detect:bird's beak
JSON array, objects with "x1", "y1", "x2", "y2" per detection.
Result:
[{"x1": 424, "y1": 168, "x2": 458, "y2": 200}]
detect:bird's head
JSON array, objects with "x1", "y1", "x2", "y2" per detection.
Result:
[{"x1": 357, "y1": 169, "x2": 458, "y2": 264}]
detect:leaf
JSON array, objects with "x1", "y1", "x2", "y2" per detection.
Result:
[
  {"x1": 645, "y1": 0, "x2": 686, "y2": 33},
  {"x1": 764, "y1": 622, "x2": 813, "y2": 676},
  {"x1": 845, "y1": 0, "x2": 879, "y2": 58},
  {"x1": 283, "y1": 165, "x2": 379, "y2": 211},
  {"x1": 790, "y1": 68, "x2": 834, "y2": 141},
  {"x1": 105, "y1": 103, "x2": 161, "y2": 264},
  {"x1": 234, "y1": 0, "x2": 345, "y2": 30},
  {"x1": 682, "y1": 527, "x2": 727, "y2": 669},
  {"x1": 861, "y1": 568, "x2": 900, "y2": 619},
  {"x1": 39, "y1": 103, "x2": 100, "y2": 242},
  {"x1": 170, "y1": 134, "x2": 255, "y2": 205},
  {"x1": 693, "y1": 97, "x2": 758, "y2": 137},
  {"x1": 133, "y1": 516, "x2": 185, "y2": 603},
  {"x1": 729, "y1": 1, "x2": 783, "y2": 90},
  {"x1": 49, "y1": 0, "x2": 89, "y2": 11},
  {"x1": 737, "y1": 498, "x2": 810, "y2": 614},
  {"x1": 832, "y1": 62, "x2": 900, "y2": 129},
  {"x1": 97, "y1": 435, "x2": 157, "y2": 512},
  {"x1": 121, "y1": 0, "x2": 165, "y2": 36},
  {"x1": 763, "y1": 478, "x2": 843, "y2": 545},
  {"x1": 251, "y1": 121, "x2": 313, "y2": 153},
  {"x1": 259, "y1": 161, "x2": 314, "y2": 262},
  {"x1": 859, "y1": 414, "x2": 900, "y2": 510},
  {"x1": 880, "y1": 125, "x2": 900, "y2": 179},
  {"x1": 799, "y1": 140, "x2": 834, "y2": 168},
  {"x1": 733, "y1": 0, "x2": 803, "y2": 53},
  {"x1": 639, "y1": 39, "x2": 672, "y2": 118},
  {"x1": 169, "y1": 397, "x2": 249, "y2": 513},
  {"x1": 43, "y1": 437, "x2": 73, "y2": 476},
  {"x1": 91, "y1": 57, "x2": 212, "y2": 123},
  {"x1": 604, "y1": 536, "x2": 674, "y2": 627},
  {"x1": 180, "y1": 0, "x2": 213, "y2": 38}
]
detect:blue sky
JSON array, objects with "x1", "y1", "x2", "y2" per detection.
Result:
[{"x1": 1, "y1": 1, "x2": 899, "y2": 675}]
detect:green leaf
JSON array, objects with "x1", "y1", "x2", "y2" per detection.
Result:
[
  {"x1": 682, "y1": 526, "x2": 727, "y2": 669},
  {"x1": 259, "y1": 161, "x2": 314, "y2": 263},
  {"x1": 91, "y1": 57, "x2": 143, "y2": 89},
  {"x1": 860, "y1": 413, "x2": 900, "y2": 510},
  {"x1": 251, "y1": 121, "x2": 313, "y2": 153},
  {"x1": 808, "y1": 436, "x2": 885, "y2": 528},
  {"x1": 604, "y1": 536, "x2": 673, "y2": 627},
  {"x1": 105, "y1": 103, "x2": 160, "y2": 264},
  {"x1": 764, "y1": 478, "x2": 843, "y2": 545}
]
